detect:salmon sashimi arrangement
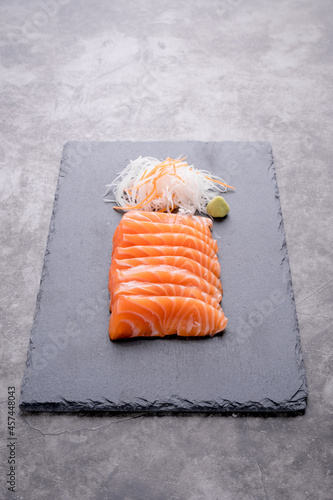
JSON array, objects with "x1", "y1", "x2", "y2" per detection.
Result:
[{"x1": 108, "y1": 210, "x2": 228, "y2": 340}]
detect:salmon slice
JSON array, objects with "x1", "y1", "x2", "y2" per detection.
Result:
[
  {"x1": 110, "y1": 282, "x2": 222, "y2": 311},
  {"x1": 111, "y1": 256, "x2": 222, "y2": 291},
  {"x1": 112, "y1": 232, "x2": 217, "y2": 259},
  {"x1": 109, "y1": 295, "x2": 228, "y2": 339},
  {"x1": 122, "y1": 210, "x2": 213, "y2": 236},
  {"x1": 112, "y1": 245, "x2": 221, "y2": 277},
  {"x1": 113, "y1": 220, "x2": 218, "y2": 254},
  {"x1": 123, "y1": 210, "x2": 212, "y2": 227},
  {"x1": 110, "y1": 265, "x2": 222, "y2": 302}
]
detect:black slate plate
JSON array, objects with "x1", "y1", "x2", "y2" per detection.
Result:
[{"x1": 19, "y1": 141, "x2": 307, "y2": 414}]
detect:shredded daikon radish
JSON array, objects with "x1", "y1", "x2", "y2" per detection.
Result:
[{"x1": 104, "y1": 156, "x2": 234, "y2": 215}]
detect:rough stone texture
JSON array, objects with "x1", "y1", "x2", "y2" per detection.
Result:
[
  {"x1": 19, "y1": 141, "x2": 307, "y2": 415},
  {"x1": 1, "y1": 0, "x2": 332, "y2": 499}
]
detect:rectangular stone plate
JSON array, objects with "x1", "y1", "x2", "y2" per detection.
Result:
[{"x1": 19, "y1": 141, "x2": 307, "y2": 415}]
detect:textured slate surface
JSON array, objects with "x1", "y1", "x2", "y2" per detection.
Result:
[{"x1": 19, "y1": 141, "x2": 307, "y2": 414}]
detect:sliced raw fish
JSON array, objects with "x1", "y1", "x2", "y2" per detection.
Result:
[{"x1": 109, "y1": 295, "x2": 228, "y2": 339}]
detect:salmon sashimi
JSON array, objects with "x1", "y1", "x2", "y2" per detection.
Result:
[
  {"x1": 122, "y1": 210, "x2": 213, "y2": 236},
  {"x1": 113, "y1": 220, "x2": 218, "y2": 254},
  {"x1": 111, "y1": 256, "x2": 222, "y2": 291},
  {"x1": 110, "y1": 282, "x2": 222, "y2": 311},
  {"x1": 108, "y1": 210, "x2": 227, "y2": 340},
  {"x1": 112, "y1": 232, "x2": 217, "y2": 259},
  {"x1": 122, "y1": 210, "x2": 213, "y2": 227},
  {"x1": 112, "y1": 245, "x2": 221, "y2": 277},
  {"x1": 110, "y1": 265, "x2": 222, "y2": 302},
  {"x1": 109, "y1": 296, "x2": 228, "y2": 339}
]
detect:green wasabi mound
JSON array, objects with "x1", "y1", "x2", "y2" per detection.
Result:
[{"x1": 206, "y1": 196, "x2": 230, "y2": 218}]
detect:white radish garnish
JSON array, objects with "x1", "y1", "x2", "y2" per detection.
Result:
[{"x1": 104, "y1": 156, "x2": 234, "y2": 215}]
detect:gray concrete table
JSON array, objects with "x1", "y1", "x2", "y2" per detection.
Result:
[{"x1": 1, "y1": 1, "x2": 332, "y2": 499}]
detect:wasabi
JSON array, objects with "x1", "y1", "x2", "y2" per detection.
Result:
[{"x1": 206, "y1": 196, "x2": 230, "y2": 218}]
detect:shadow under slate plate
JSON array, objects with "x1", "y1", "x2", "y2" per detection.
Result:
[{"x1": 19, "y1": 141, "x2": 307, "y2": 415}]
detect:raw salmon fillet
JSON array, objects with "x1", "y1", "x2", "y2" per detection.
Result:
[
  {"x1": 111, "y1": 256, "x2": 222, "y2": 291},
  {"x1": 109, "y1": 265, "x2": 222, "y2": 302},
  {"x1": 110, "y1": 282, "x2": 222, "y2": 311},
  {"x1": 122, "y1": 210, "x2": 213, "y2": 235},
  {"x1": 113, "y1": 219, "x2": 218, "y2": 254},
  {"x1": 112, "y1": 232, "x2": 217, "y2": 259},
  {"x1": 122, "y1": 209, "x2": 212, "y2": 226},
  {"x1": 108, "y1": 210, "x2": 227, "y2": 340},
  {"x1": 112, "y1": 245, "x2": 221, "y2": 277},
  {"x1": 109, "y1": 296, "x2": 228, "y2": 340}
]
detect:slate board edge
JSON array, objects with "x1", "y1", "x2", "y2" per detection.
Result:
[
  {"x1": 19, "y1": 142, "x2": 74, "y2": 407},
  {"x1": 267, "y1": 149, "x2": 308, "y2": 409},
  {"x1": 19, "y1": 141, "x2": 308, "y2": 415},
  {"x1": 19, "y1": 395, "x2": 306, "y2": 416}
]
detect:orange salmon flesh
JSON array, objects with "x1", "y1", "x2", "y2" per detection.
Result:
[{"x1": 108, "y1": 210, "x2": 227, "y2": 339}]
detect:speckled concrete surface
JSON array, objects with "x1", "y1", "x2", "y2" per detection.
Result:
[{"x1": 1, "y1": 0, "x2": 332, "y2": 499}]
